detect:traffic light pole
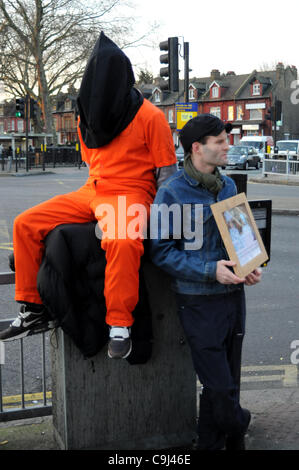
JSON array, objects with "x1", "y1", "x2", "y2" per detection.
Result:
[
  {"x1": 25, "y1": 94, "x2": 29, "y2": 172},
  {"x1": 273, "y1": 100, "x2": 277, "y2": 151},
  {"x1": 184, "y1": 42, "x2": 189, "y2": 103}
]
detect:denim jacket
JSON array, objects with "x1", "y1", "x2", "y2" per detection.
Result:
[{"x1": 150, "y1": 169, "x2": 241, "y2": 295}]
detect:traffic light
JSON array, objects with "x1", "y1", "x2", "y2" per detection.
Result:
[
  {"x1": 275, "y1": 99, "x2": 282, "y2": 121},
  {"x1": 265, "y1": 101, "x2": 282, "y2": 122},
  {"x1": 30, "y1": 98, "x2": 38, "y2": 121},
  {"x1": 265, "y1": 107, "x2": 274, "y2": 121},
  {"x1": 15, "y1": 97, "x2": 25, "y2": 118},
  {"x1": 159, "y1": 37, "x2": 179, "y2": 92}
]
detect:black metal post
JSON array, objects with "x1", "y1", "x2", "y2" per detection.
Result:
[
  {"x1": 184, "y1": 42, "x2": 189, "y2": 103},
  {"x1": 15, "y1": 149, "x2": 18, "y2": 173},
  {"x1": 25, "y1": 94, "x2": 29, "y2": 172},
  {"x1": 273, "y1": 99, "x2": 277, "y2": 151}
]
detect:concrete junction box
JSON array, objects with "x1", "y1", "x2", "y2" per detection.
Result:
[{"x1": 51, "y1": 263, "x2": 197, "y2": 450}]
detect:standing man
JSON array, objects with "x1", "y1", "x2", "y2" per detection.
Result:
[
  {"x1": 0, "y1": 32, "x2": 177, "y2": 359},
  {"x1": 150, "y1": 114, "x2": 262, "y2": 450}
]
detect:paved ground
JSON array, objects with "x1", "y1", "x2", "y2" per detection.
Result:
[{"x1": 1, "y1": 386, "x2": 299, "y2": 451}]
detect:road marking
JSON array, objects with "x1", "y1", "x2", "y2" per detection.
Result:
[
  {"x1": 0, "y1": 243, "x2": 13, "y2": 251},
  {"x1": 0, "y1": 342, "x2": 4, "y2": 365},
  {"x1": 1, "y1": 391, "x2": 52, "y2": 408},
  {"x1": 0, "y1": 220, "x2": 10, "y2": 243},
  {"x1": 241, "y1": 364, "x2": 298, "y2": 387},
  {"x1": 197, "y1": 364, "x2": 298, "y2": 390},
  {"x1": 1, "y1": 366, "x2": 297, "y2": 409}
]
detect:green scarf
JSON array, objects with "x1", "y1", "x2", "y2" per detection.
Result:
[{"x1": 183, "y1": 153, "x2": 223, "y2": 195}]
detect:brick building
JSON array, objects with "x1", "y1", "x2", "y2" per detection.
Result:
[
  {"x1": 0, "y1": 91, "x2": 78, "y2": 148},
  {"x1": 2, "y1": 63, "x2": 298, "y2": 150},
  {"x1": 0, "y1": 100, "x2": 26, "y2": 135},
  {"x1": 145, "y1": 63, "x2": 299, "y2": 146},
  {"x1": 52, "y1": 92, "x2": 78, "y2": 145}
]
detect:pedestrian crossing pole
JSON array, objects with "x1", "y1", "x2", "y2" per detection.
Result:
[
  {"x1": 25, "y1": 94, "x2": 30, "y2": 172},
  {"x1": 184, "y1": 42, "x2": 189, "y2": 103}
]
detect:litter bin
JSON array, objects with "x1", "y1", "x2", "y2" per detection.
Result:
[{"x1": 227, "y1": 173, "x2": 247, "y2": 195}]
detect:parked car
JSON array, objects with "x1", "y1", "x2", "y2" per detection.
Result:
[
  {"x1": 240, "y1": 135, "x2": 273, "y2": 160},
  {"x1": 276, "y1": 140, "x2": 299, "y2": 157},
  {"x1": 225, "y1": 145, "x2": 260, "y2": 170},
  {"x1": 176, "y1": 146, "x2": 184, "y2": 168}
]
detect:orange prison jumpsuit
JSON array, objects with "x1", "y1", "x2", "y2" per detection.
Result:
[{"x1": 13, "y1": 99, "x2": 176, "y2": 326}]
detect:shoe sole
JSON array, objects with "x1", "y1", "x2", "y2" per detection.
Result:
[
  {"x1": 0, "y1": 321, "x2": 57, "y2": 342},
  {"x1": 108, "y1": 341, "x2": 132, "y2": 359}
]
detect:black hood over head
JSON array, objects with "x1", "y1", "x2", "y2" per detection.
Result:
[{"x1": 77, "y1": 31, "x2": 144, "y2": 148}]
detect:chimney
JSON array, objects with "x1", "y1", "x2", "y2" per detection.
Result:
[
  {"x1": 210, "y1": 69, "x2": 221, "y2": 80},
  {"x1": 276, "y1": 62, "x2": 284, "y2": 80},
  {"x1": 291, "y1": 65, "x2": 298, "y2": 79},
  {"x1": 226, "y1": 71, "x2": 236, "y2": 76}
]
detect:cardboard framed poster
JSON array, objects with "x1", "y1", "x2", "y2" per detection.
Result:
[{"x1": 211, "y1": 192, "x2": 268, "y2": 278}]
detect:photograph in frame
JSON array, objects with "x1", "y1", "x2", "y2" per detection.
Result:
[{"x1": 211, "y1": 193, "x2": 269, "y2": 278}]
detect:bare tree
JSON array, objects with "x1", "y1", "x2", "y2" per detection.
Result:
[
  {"x1": 258, "y1": 61, "x2": 281, "y2": 72},
  {"x1": 137, "y1": 69, "x2": 154, "y2": 85},
  {"x1": 0, "y1": 0, "x2": 157, "y2": 137}
]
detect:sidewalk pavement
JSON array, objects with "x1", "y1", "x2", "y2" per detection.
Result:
[
  {"x1": 0, "y1": 166, "x2": 83, "y2": 177},
  {"x1": 248, "y1": 173, "x2": 299, "y2": 215},
  {"x1": 1, "y1": 165, "x2": 299, "y2": 184},
  {"x1": 1, "y1": 386, "x2": 299, "y2": 450},
  {"x1": 1, "y1": 168, "x2": 299, "y2": 451}
]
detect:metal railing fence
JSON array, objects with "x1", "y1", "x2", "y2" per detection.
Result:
[
  {"x1": 263, "y1": 154, "x2": 299, "y2": 177},
  {"x1": 0, "y1": 272, "x2": 52, "y2": 422},
  {"x1": 1, "y1": 146, "x2": 82, "y2": 172}
]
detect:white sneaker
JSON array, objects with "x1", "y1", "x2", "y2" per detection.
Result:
[{"x1": 108, "y1": 326, "x2": 132, "y2": 359}]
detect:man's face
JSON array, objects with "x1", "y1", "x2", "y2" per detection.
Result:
[{"x1": 192, "y1": 130, "x2": 230, "y2": 172}]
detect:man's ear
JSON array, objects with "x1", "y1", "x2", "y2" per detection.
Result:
[{"x1": 191, "y1": 141, "x2": 201, "y2": 154}]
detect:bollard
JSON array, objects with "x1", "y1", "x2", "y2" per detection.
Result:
[
  {"x1": 227, "y1": 173, "x2": 247, "y2": 195},
  {"x1": 43, "y1": 222, "x2": 197, "y2": 450},
  {"x1": 7, "y1": 156, "x2": 12, "y2": 172}
]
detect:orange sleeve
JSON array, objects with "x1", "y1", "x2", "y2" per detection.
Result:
[{"x1": 144, "y1": 104, "x2": 177, "y2": 168}]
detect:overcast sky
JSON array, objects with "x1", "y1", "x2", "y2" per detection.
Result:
[
  {"x1": 0, "y1": 0, "x2": 296, "y2": 99},
  {"x1": 128, "y1": 0, "x2": 298, "y2": 79}
]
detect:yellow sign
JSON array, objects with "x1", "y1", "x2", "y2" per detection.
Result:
[{"x1": 176, "y1": 103, "x2": 198, "y2": 130}]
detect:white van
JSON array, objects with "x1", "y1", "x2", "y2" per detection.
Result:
[
  {"x1": 239, "y1": 136, "x2": 273, "y2": 158},
  {"x1": 276, "y1": 140, "x2": 299, "y2": 156}
]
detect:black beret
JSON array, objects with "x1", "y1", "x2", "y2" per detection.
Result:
[{"x1": 179, "y1": 114, "x2": 233, "y2": 153}]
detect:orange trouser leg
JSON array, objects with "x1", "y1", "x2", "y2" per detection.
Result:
[
  {"x1": 92, "y1": 193, "x2": 152, "y2": 327},
  {"x1": 14, "y1": 183, "x2": 96, "y2": 304},
  {"x1": 101, "y1": 237, "x2": 144, "y2": 326}
]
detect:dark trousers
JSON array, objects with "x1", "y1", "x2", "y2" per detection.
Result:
[{"x1": 176, "y1": 287, "x2": 247, "y2": 450}]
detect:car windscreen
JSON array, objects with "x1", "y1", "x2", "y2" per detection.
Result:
[
  {"x1": 241, "y1": 141, "x2": 261, "y2": 150},
  {"x1": 176, "y1": 148, "x2": 184, "y2": 156},
  {"x1": 277, "y1": 142, "x2": 298, "y2": 152},
  {"x1": 227, "y1": 147, "x2": 247, "y2": 155}
]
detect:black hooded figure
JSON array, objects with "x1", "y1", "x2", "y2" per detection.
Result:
[
  {"x1": 0, "y1": 31, "x2": 177, "y2": 363},
  {"x1": 77, "y1": 31, "x2": 144, "y2": 149}
]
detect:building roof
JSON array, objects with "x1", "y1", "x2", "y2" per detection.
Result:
[{"x1": 143, "y1": 65, "x2": 297, "y2": 106}]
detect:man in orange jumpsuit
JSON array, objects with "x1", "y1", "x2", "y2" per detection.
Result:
[{"x1": 0, "y1": 32, "x2": 177, "y2": 359}]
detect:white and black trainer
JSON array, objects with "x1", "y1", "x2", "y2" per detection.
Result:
[
  {"x1": 0, "y1": 305, "x2": 57, "y2": 342},
  {"x1": 108, "y1": 326, "x2": 132, "y2": 359}
]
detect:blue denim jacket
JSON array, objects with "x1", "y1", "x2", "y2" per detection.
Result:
[{"x1": 150, "y1": 169, "x2": 241, "y2": 295}]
